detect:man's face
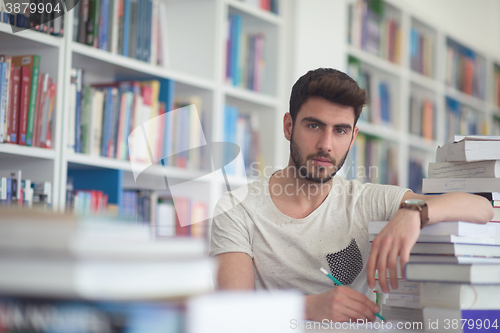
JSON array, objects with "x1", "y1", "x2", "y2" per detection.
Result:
[{"x1": 288, "y1": 97, "x2": 358, "y2": 183}]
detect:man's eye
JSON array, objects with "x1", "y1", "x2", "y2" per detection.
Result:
[
  {"x1": 308, "y1": 124, "x2": 319, "y2": 129},
  {"x1": 336, "y1": 128, "x2": 347, "y2": 134}
]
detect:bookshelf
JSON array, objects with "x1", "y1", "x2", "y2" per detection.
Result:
[
  {"x1": 0, "y1": 0, "x2": 288, "y2": 232},
  {"x1": 293, "y1": 0, "x2": 500, "y2": 193}
]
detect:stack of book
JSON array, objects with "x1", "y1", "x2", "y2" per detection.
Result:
[
  {"x1": 0, "y1": 208, "x2": 215, "y2": 332},
  {"x1": 370, "y1": 220, "x2": 500, "y2": 327},
  {"x1": 423, "y1": 135, "x2": 500, "y2": 223},
  {"x1": 0, "y1": 55, "x2": 57, "y2": 147}
]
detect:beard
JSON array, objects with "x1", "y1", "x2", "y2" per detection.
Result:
[{"x1": 290, "y1": 130, "x2": 350, "y2": 184}]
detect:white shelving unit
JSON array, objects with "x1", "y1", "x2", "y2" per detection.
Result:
[
  {"x1": 292, "y1": 0, "x2": 500, "y2": 192},
  {"x1": 0, "y1": 0, "x2": 289, "y2": 221}
]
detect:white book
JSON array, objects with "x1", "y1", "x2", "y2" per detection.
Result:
[
  {"x1": 150, "y1": 0, "x2": 158, "y2": 66},
  {"x1": 410, "y1": 243, "x2": 500, "y2": 257},
  {"x1": 67, "y1": 69, "x2": 77, "y2": 153},
  {"x1": 158, "y1": 2, "x2": 170, "y2": 67},
  {"x1": 405, "y1": 263, "x2": 500, "y2": 283},
  {"x1": 421, "y1": 282, "x2": 500, "y2": 309},
  {"x1": 369, "y1": 221, "x2": 495, "y2": 238},
  {"x1": 408, "y1": 254, "x2": 500, "y2": 264},
  {"x1": 91, "y1": 90, "x2": 104, "y2": 156},
  {"x1": 384, "y1": 299, "x2": 420, "y2": 309},
  {"x1": 436, "y1": 136, "x2": 500, "y2": 162},
  {"x1": 374, "y1": 279, "x2": 420, "y2": 295},
  {"x1": 111, "y1": 0, "x2": 119, "y2": 54},
  {"x1": 156, "y1": 202, "x2": 175, "y2": 237},
  {"x1": 369, "y1": 233, "x2": 497, "y2": 244},
  {"x1": 0, "y1": 169, "x2": 21, "y2": 200},
  {"x1": 428, "y1": 161, "x2": 500, "y2": 179},
  {"x1": 0, "y1": 255, "x2": 215, "y2": 300},
  {"x1": 422, "y1": 177, "x2": 500, "y2": 194}
]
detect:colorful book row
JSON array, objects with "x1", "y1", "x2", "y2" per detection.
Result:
[
  {"x1": 226, "y1": 13, "x2": 266, "y2": 92},
  {"x1": 409, "y1": 94, "x2": 436, "y2": 140},
  {"x1": 348, "y1": 0, "x2": 402, "y2": 64},
  {"x1": 409, "y1": 27, "x2": 434, "y2": 78},
  {"x1": 155, "y1": 196, "x2": 207, "y2": 239},
  {"x1": 238, "y1": 0, "x2": 280, "y2": 14},
  {"x1": 0, "y1": 0, "x2": 64, "y2": 36},
  {"x1": 343, "y1": 133, "x2": 398, "y2": 186},
  {"x1": 445, "y1": 97, "x2": 489, "y2": 140},
  {"x1": 445, "y1": 38, "x2": 486, "y2": 100},
  {"x1": 223, "y1": 105, "x2": 262, "y2": 177},
  {"x1": 73, "y1": 0, "x2": 168, "y2": 65},
  {"x1": 0, "y1": 169, "x2": 51, "y2": 208},
  {"x1": 0, "y1": 55, "x2": 56, "y2": 147},
  {"x1": 347, "y1": 57, "x2": 394, "y2": 127}
]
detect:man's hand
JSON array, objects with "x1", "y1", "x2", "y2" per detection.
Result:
[
  {"x1": 305, "y1": 287, "x2": 379, "y2": 322},
  {"x1": 366, "y1": 208, "x2": 421, "y2": 293}
]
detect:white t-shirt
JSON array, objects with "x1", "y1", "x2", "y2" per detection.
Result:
[{"x1": 210, "y1": 174, "x2": 409, "y2": 299}]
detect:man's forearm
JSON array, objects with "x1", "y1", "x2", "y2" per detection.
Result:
[{"x1": 426, "y1": 192, "x2": 494, "y2": 225}]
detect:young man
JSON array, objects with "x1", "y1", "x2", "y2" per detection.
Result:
[{"x1": 210, "y1": 68, "x2": 493, "y2": 322}]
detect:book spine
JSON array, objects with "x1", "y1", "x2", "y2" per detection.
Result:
[
  {"x1": 122, "y1": 0, "x2": 130, "y2": 57},
  {"x1": 25, "y1": 55, "x2": 40, "y2": 146},
  {"x1": 8, "y1": 66, "x2": 20, "y2": 144},
  {"x1": 31, "y1": 71, "x2": 43, "y2": 147},
  {"x1": 17, "y1": 66, "x2": 30, "y2": 145},
  {"x1": 2, "y1": 57, "x2": 12, "y2": 143},
  {"x1": 0, "y1": 63, "x2": 6, "y2": 143}
]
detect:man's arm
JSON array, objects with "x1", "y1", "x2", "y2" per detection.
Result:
[
  {"x1": 215, "y1": 252, "x2": 255, "y2": 289},
  {"x1": 216, "y1": 253, "x2": 378, "y2": 322},
  {"x1": 367, "y1": 191, "x2": 494, "y2": 293}
]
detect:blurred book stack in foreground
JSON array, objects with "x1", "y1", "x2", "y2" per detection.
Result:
[{"x1": 0, "y1": 208, "x2": 215, "y2": 332}]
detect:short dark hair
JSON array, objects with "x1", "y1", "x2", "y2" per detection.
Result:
[{"x1": 289, "y1": 68, "x2": 366, "y2": 125}]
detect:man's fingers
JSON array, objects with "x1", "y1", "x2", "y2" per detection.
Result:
[
  {"x1": 375, "y1": 237, "x2": 392, "y2": 293},
  {"x1": 399, "y1": 241, "x2": 413, "y2": 279},
  {"x1": 388, "y1": 245, "x2": 400, "y2": 290},
  {"x1": 367, "y1": 240, "x2": 380, "y2": 289}
]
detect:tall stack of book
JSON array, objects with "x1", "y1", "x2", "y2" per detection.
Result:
[
  {"x1": 0, "y1": 209, "x2": 215, "y2": 332},
  {"x1": 0, "y1": 55, "x2": 57, "y2": 147},
  {"x1": 370, "y1": 220, "x2": 500, "y2": 328},
  {"x1": 423, "y1": 136, "x2": 500, "y2": 216}
]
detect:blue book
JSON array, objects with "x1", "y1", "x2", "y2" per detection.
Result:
[
  {"x1": 159, "y1": 79, "x2": 174, "y2": 165},
  {"x1": 122, "y1": 0, "x2": 131, "y2": 57},
  {"x1": 145, "y1": 0, "x2": 152, "y2": 62},
  {"x1": 100, "y1": 87, "x2": 113, "y2": 157},
  {"x1": 99, "y1": 0, "x2": 109, "y2": 50},
  {"x1": 135, "y1": 0, "x2": 142, "y2": 60},
  {"x1": 231, "y1": 15, "x2": 242, "y2": 87},
  {"x1": 0, "y1": 63, "x2": 5, "y2": 143}
]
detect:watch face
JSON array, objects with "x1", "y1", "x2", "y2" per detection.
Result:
[{"x1": 404, "y1": 199, "x2": 426, "y2": 206}]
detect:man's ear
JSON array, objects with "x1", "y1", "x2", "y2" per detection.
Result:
[
  {"x1": 349, "y1": 126, "x2": 359, "y2": 150},
  {"x1": 284, "y1": 113, "x2": 293, "y2": 141}
]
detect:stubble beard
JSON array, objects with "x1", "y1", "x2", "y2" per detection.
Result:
[{"x1": 290, "y1": 130, "x2": 350, "y2": 184}]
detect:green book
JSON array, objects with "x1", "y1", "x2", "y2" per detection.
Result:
[{"x1": 26, "y1": 55, "x2": 41, "y2": 147}]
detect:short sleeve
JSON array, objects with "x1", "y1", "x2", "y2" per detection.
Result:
[
  {"x1": 209, "y1": 192, "x2": 253, "y2": 258},
  {"x1": 360, "y1": 184, "x2": 411, "y2": 222}
]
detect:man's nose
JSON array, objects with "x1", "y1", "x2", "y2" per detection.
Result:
[{"x1": 317, "y1": 131, "x2": 333, "y2": 153}]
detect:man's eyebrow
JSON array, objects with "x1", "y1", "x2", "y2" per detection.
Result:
[{"x1": 301, "y1": 117, "x2": 352, "y2": 130}]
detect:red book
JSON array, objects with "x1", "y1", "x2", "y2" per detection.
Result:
[
  {"x1": 8, "y1": 66, "x2": 21, "y2": 144},
  {"x1": 17, "y1": 66, "x2": 31, "y2": 145},
  {"x1": 175, "y1": 197, "x2": 190, "y2": 237}
]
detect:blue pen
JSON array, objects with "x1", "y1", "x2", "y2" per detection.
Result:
[{"x1": 320, "y1": 267, "x2": 386, "y2": 321}]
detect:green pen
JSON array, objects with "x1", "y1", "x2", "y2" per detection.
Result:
[{"x1": 320, "y1": 267, "x2": 386, "y2": 321}]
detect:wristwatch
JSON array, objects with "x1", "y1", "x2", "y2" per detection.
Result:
[{"x1": 399, "y1": 199, "x2": 429, "y2": 229}]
